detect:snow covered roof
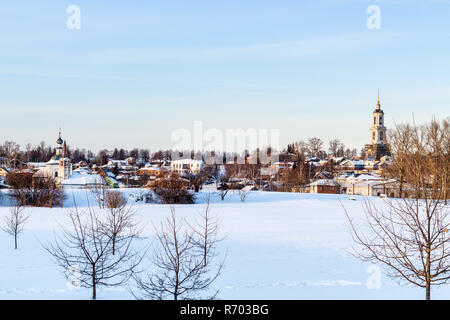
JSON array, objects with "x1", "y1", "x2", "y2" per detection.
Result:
[
  {"x1": 74, "y1": 168, "x2": 90, "y2": 174},
  {"x1": 46, "y1": 159, "x2": 59, "y2": 165},
  {"x1": 17, "y1": 168, "x2": 34, "y2": 174},
  {"x1": 27, "y1": 162, "x2": 46, "y2": 168},
  {"x1": 310, "y1": 179, "x2": 339, "y2": 187},
  {"x1": 61, "y1": 172, "x2": 104, "y2": 186},
  {"x1": 340, "y1": 159, "x2": 364, "y2": 166},
  {"x1": 108, "y1": 159, "x2": 129, "y2": 166},
  {"x1": 139, "y1": 166, "x2": 161, "y2": 171},
  {"x1": 352, "y1": 174, "x2": 383, "y2": 181}
]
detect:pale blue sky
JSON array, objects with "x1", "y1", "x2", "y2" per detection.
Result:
[{"x1": 0, "y1": 0, "x2": 449, "y2": 152}]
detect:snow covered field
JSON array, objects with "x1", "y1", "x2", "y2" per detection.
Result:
[{"x1": 0, "y1": 189, "x2": 447, "y2": 300}]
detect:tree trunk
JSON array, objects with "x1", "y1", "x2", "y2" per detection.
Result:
[
  {"x1": 426, "y1": 282, "x2": 431, "y2": 301},
  {"x1": 399, "y1": 175, "x2": 403, "y2": 198},
  {"x1": 92, "y1": 266, "x2": 97, "y2": 300},
  {"x1": 14, "y1": 233, "x2": 17, "y2": 250}
]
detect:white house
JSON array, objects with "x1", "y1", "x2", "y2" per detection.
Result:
[
  {"x1": 171, "y1": 159, "x2": 204, "y2": 174},
  {"x1": 337, "y1": 173, "x2": 399, "y2": 197}
]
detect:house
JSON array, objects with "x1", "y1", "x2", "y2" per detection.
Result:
[
  {"x1": 338, "y1": 159, "x2": 365, "y2": 171},
  {"x1": 0, "y1": 166, "x2": 10, "y2": 177},
  {"x1": 27, "y1": 162, "x2": 46, "y2": 171},
  {"x1": 269, "y1": 162, "x2": 294, "y2": 172},
  {"x1": 313, "y1": 170, "x2": 334, "y2": 180},
  {"x1": 309, "y1": 179, "x2": 340, "y2": 194},
  {"x1": 347, "y1": 180, "x2": 399, "y2": 197},
  {"x1": 171, "y1": 159, "x2": 204, "y2": 174},
  {"x1": 73, "y1": 160, "x2": 89, "y2": 169},
  {"x1": 138, "y1": 166, "x2": 163, "y2": 177},
  {"x1": 337, "y1": 173, "x2": 399, "y2": 197},
  {"x1": 124, "y1": 157, "x2": 136, "y2": 166},
  {"x1": 104, "y1": 176, "x2": 119, "y2": 188},
  {"x1": 0, "y1": 176, "x2": 8, "y2": 189}
]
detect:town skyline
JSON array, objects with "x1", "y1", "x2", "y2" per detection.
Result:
[{"x1": 1, "y1": 1, "x2": 449, "y2": 151}]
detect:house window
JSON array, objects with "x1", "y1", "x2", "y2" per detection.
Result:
[
  {"x1": 379, "y1": 117, "x2": 383, "y2": 125},
  {"x1": 372, "y1": 132, "x2": 376, "y2": 140},
  {"x1": 55, "y1": 172, "x2": 58, "y2": 177},
  {"x1": 380, "y1": 131, "x2": 383, "y2": 141},
  {"x1": 374, "y1": 117, "x2": 376, "y2": 125}
]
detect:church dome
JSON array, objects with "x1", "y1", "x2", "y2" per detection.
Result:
[
  {"x1": 373, "y1": 108, "x2": 384, "y2": 114},
  {"x1": 57, "y1": 137, "x2": 63, "y2": 144}
]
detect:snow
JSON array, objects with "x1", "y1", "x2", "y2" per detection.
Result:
[
  {"x1": 310, "y1": 179, "x2": 339, "y2": 186},
  {"x1": 61, "y1": 171, "x2": 104, "y2": 187},
  {"x1": 0, "y1": 189, "x2": 446, "y2": 300}
]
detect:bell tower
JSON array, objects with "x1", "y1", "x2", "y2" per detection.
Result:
[
  {"x1": 58, "y1": 140, "x2": 72, "y2": 181},
  {"x1": 370, "y1": 90, "x2": 387, "y2": 144},
  {"x1": 365, "y1": 90, "x2": 390, "y2": 160}
]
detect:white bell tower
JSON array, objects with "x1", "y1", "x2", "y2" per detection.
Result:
[{"x1": 370, "y1": 90, "x2": 387, "y2": 144}]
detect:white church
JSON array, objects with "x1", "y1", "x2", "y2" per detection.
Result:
[{"x1": 34, "y1": 131, "x2": 104, "y2": 188}]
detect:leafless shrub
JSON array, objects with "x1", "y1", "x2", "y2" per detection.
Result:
[
  {"x1": 217, "y1": 182, "x2": 229, "y2": 201},
  {"x1": 2, "y1": 198, "x2": 29, "y2": 249},
  {"x1": 7, "y1": 173, "x2": 64, "y2": 207},
  {"x1": 237, "y1": 189, "x2": 250, "y2": 202},
  {"x1": 154, "y1": 174, "x2": 194, "y2": 204},
  {"x1": 105, "y1": 190, "x2": 128, "y2": 209}
]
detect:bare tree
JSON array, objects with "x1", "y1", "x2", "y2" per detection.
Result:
[
  {"x1": 2, "y1": 198, "x2": 29, "y2": 249},
  {"x1": 442, "y1": 118, "x2": 450, "y2": 204},
  {"x1": 328, "y1": 139, "x2": 345, "y2": 157},
  {"x1": 307, "y1": 137, "x2": 323, "y2": 158},
  {"x1": 189, "y1": 193, "x2": 224, "y2": 267},
  {"x1": 344, "y1": 118, "x2": 450, "y2": 300},
  {"x1": 344, "y1": 197, "x2": 450, "y2": 300},
  {"x1": 104, "y1": 190, "x2": 139, "y2": 255},
  {"x1": 1, "y1": 141, "x2": 20, "y2": 168},
  {"x1": 45, "y1": 204, "x2": 142, "y2": 299},
  {"x1": 133, "y1": 206, "x2": 223, "y2": 300},
  {"x1": 90, "y1": 182, "x2": 107, "y2": 209},
  {"x1": 387, "y1": 123, "x2": 414, "y2": 198}
]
